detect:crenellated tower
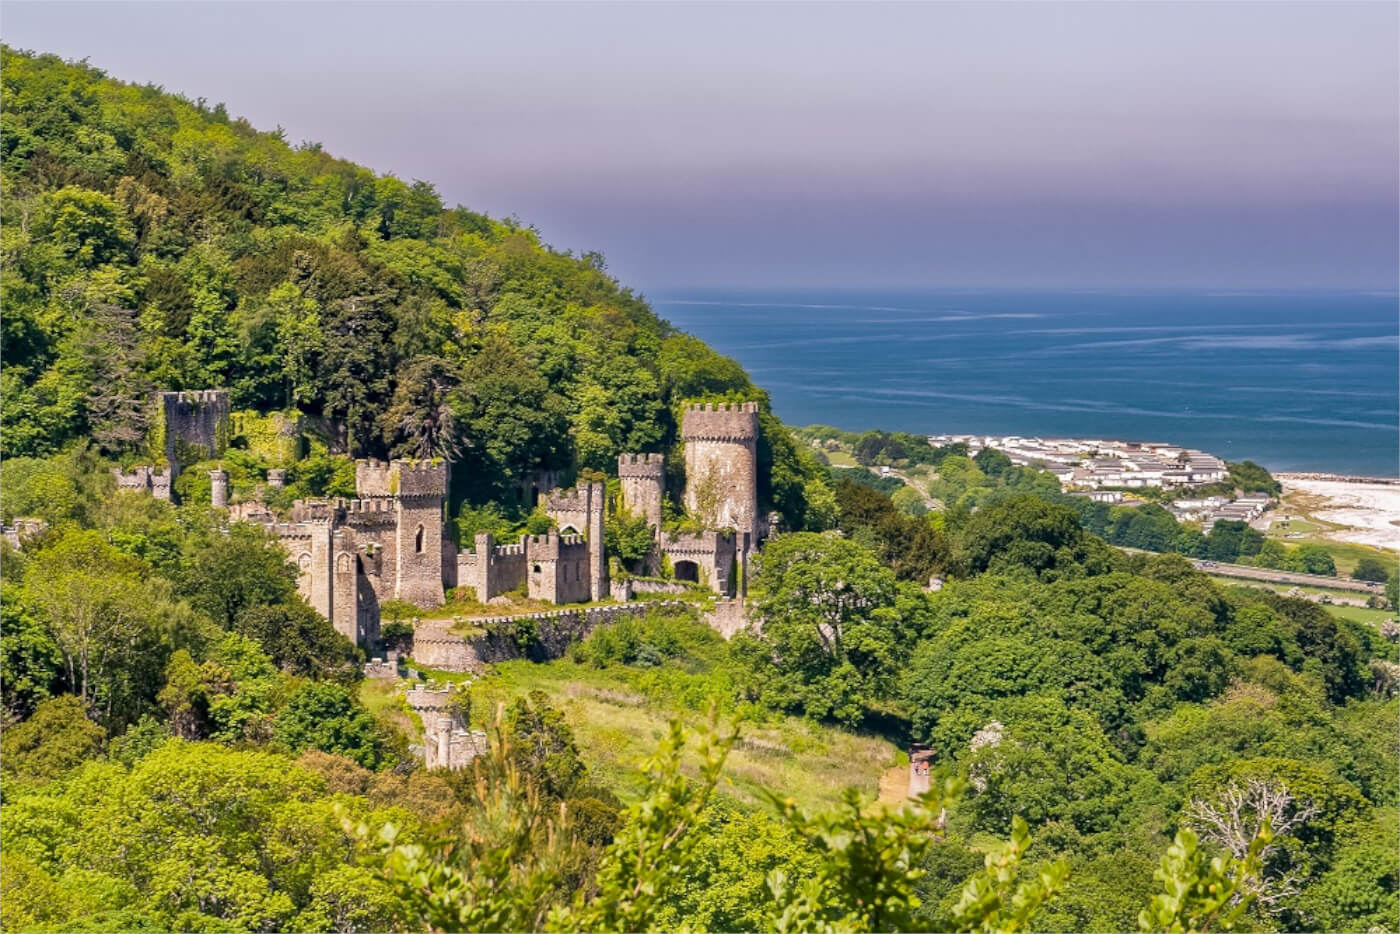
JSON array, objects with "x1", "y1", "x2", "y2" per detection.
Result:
[
  {"x1": 544, "y1": 481, "x2": 607, "y2": 601},
  {"x1": 618, "y1": 453, "x2": 665, "y2": 532},
  {"x1": 681, "y1": 402, "x2": 760, "y2": 545},
  {"x1": 390, "y1": 459, "x2": 449, "y2": 607}
]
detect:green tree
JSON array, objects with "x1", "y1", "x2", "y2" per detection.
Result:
[
  {"x1": 0, "y1": 581, "x2": 64, "y2": 722},
  {"x1": 235, "y1": 601, "x2": 360, "y2": 682},
  {"x1": 738, "y1": 532, "x2": 904, "y2": 725},
  {"x1": 1351, "y1": 555, "x2": 1390, "y2": 583},
  {"x1": 20, "y1": 529, "x2": 181, "y2": 724},
  {"x1": 0, "y1": 694, "x2": 104, "y2": 784},
  {"x1": 174, "y1": 518, "x2": 299, "y2": 628},
  {"x1": 382, "y1": 354, "x2": 463, "y2": 459},
  {"x1": 500, "y1": 690, "x2": 587, "y2": 800},
  {"x1": 273, "y1": 681, "x2": 391, "y2": 769}
]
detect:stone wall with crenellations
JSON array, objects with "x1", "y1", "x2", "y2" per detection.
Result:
[{"x1": 410, "y1": 600, "x2": 694, "y2": 672}]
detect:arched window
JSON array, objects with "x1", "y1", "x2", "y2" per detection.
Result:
[{"x1": 415, "y1": 524, "x2": 425, "y2": 553}]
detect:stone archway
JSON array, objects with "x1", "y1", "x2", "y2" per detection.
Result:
[{"x1": 673, "y1": 559, "x2": 700, "y2": 583}]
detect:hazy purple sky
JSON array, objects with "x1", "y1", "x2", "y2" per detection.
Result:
[{"x1": 5, "y1": 1, "x2": 1397, "y2": 290}]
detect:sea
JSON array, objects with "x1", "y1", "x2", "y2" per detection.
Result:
[{"x1": 651, "y1": 289, "x2": 1400, "y2": 478}]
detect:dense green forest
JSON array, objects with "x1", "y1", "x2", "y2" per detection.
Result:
[
  {"x1": 0, "y1": 46, "x2": 833, "y2": 529},
  {"x1": 2, "y1": 48, "x2": 1397, "y2": 934}
]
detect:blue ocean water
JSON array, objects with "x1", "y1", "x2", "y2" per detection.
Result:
[{"x1": 652, "y1": 289, "x2": 1400, "y2": 477}]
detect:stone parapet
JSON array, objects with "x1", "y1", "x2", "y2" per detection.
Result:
[{"x1": 681, "y1": 401, "x2": 760, "y2": 441}]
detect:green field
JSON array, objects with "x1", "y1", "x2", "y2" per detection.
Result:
[
  {"x1": 1209, "y1": 575, "x2": 1393, "y2": 631},
  {"x1": 425, "y1": 657, "x2": 902, "y2": 811},
  {"x1": 824, "y1": 448, "x2": 859, "y2": 467}
]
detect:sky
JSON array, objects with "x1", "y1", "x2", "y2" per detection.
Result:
[{"x1": 4, "y1": 1, "x2": 1397, "y2": 291}]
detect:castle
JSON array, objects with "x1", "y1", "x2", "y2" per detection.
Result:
[
  {"x1": 118, "y1": 392, "x2": 768, "y2": 649},
  {"x1": 113, "y1": 390, "x2": 232, "y2": 500}
]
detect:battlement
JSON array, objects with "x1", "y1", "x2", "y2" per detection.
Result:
[
  {"x1": 356, "y1": 458, "x2": 448, "y2": 497},
  {"x1": 662, "y1": 529, "x2": 735, "y2": 552},
  {"x1": 269, "y1": 522, "x2": 318, "y2": 541},
  {"x1": 544, "y1": 486, "x2": 595, "y2": 513},
  {"x1": 341, "y1": 497, "x2": 394, "y2": 514},
  {"x1": 112, "y1": 465, "x2": 173, "y2": 500},
  {"x1": 526, "y1": 530, "x2": 590, "y2": 561},
  {"x1": 496, "y1": 540, "x2": 526, "y2": 557},
  {"x1": 290, "y1": 499, "x2": 339, "y2": 522},
  {"x1": 618, "y1": 453, "x2": 666, "y2": 475},
  {"x1": 394, "y1": 459, "x2": 448, "y2": 496},
  {"x1": 405, "y1": 685, "x2": 466, "y2": 711},
  {"x1": 354, "y1": 459, "x2": 394, "y2": 496},
  {"x1": 113, "y1": 465, "x2": 170, "y2": 487},
  {"x1": 681, "y1": 401, "x2": 760, "y2": 441},
  {"x1": 158, "y1": 389, "x2": 229, "y2": 406}
]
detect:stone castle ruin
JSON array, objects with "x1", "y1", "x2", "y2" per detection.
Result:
[
  {"x1": 405, "y1": 685, "x2": 488, "y2": 770},
  {"x1": 457, "y1": 481, "x2": 607, "y2": 605},
  {"x1": 115, "y1": 389, "x2": 768, "y2": 649},
  {"x1": 114, "y1": 390, "x2": 232, "y2": 501}
]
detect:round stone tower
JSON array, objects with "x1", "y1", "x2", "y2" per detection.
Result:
[
  {"x1": 209, "y1": 469, "x2": 229, "y2": 509},
  {"x1": 618, "y1": 453, "x2": 665, "y2": 532},
  {"x1": 680, "y1": 402, "x2": 760, "y2": 544}
]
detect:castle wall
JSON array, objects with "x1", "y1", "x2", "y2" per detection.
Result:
[
  {"x1": 681, "y1": 403, "x2": 759, "y2": 544},
  {"x1": 410, "y1": 601, "x2": 692, "y2": 672},
  {"x1": 209, "y1": 469, "x2": 229, "y2": 509},
  {"x1": 113, "y1": 466, "x2": 173, "y2": 501},
  {"x1": 405, "y1": 686, "x2": 488, "y2": 771},
  {"x1": 618, "y1": 453, "x2": 665, "y2": 531},
  {"x1": 660, "y1": 529, "x2": 737, "y2": 596},
  {"x1": 332, "y1": 531, "x2": 361, "y2": 646},
  {"x1": 526, "y1": 532, "x2": 592, "y2": 604},
  {"x1": 704, "y1": 598, "x2": 752, "y2": 639},
  {"x1": 543, "y1": 482, "x2": 606, "y2": 601},
  {"x1": 158, "y1": 390, "x2": 230, "y2": 486},
  {"x1": 343, "y1": 498, "x2": 397, "y2": 606},
  {"x1": 460, "y1": 534, "x2": 528, "y2": 601}
]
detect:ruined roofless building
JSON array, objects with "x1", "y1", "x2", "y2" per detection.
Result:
[
  {"x1": 457, "y1": 481, "x2": 608, "y2": 604},
  {"x1": 112, "y1": 390, "x2": 231, "y2": 502},
  {"x1": 681, "y1": 402, "x2": 760, "y2": 546}
]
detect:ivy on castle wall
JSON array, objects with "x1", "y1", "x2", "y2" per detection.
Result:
[
  {"x1": 144, "y1": 397, "x2": 166, "y2": 465},
  {"x1": 230, "y1": 410, "x2": 302, "y2": 466}
]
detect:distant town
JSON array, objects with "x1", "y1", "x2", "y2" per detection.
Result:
[{"x1": 926, "y1": 434, "x2": 1272, "y2": 530}]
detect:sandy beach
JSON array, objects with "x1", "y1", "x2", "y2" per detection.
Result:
[{"x1": 1277, "y1": 477, "x2": 1400, "y2": 551}]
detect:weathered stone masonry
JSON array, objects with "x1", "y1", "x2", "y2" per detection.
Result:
[{"x1": 681, "y1": 402, "x2": 760, "y2": 547}]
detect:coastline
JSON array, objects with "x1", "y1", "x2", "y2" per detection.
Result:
[
  {"x1": 1275, "y1": 475, "x2": 1400, "y2": 552},
  {"x1": 1274, "y1": 471, "x2": 1400, "y2": 486}
]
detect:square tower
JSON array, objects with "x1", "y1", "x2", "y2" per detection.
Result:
[{"x1": 388, "y1": 459, "x2": 449, "y2": 608}]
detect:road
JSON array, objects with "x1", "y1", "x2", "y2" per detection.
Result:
[{"x1": 1190, "y1": 560, "x2": 1384, "y2": 595}]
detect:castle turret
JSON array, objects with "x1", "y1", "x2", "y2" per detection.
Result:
[
  {"x1": 209, "y1": 469, "x2": 229, "y2": 509},
  {"x1": 681, "y1": 402, "x2": 760, "y2": 544},
  {"x1": 618, "y1": 453, "x2": 665, "y2": 532},
  {"x1": 388, "y1": 459, "x2": 448, "y2": 608},
  {"x1": 543, "y1": 482, "x2": 607, "y2": 602}
]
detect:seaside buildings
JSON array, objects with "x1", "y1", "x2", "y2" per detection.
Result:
[{"x1": 928, "y1": 435, "x2": 1229, "y2": 490}]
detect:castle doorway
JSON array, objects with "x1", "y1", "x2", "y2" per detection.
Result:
[{"x1": 673, "y1": 560, "x2": 700, "y2": 583}]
